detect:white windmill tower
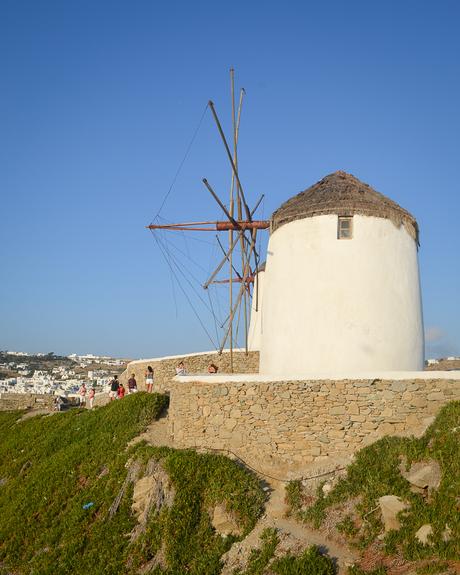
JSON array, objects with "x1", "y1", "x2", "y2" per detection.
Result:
[{"x1": 258, "y1": 171, "x2": 424, "y2": 375}]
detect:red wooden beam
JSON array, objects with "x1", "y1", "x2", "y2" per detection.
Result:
[{"x1": 147, "y1": 220, "x2": 269, "y2": 232}]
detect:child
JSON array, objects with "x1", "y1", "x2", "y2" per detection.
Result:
[{"x1": 117, "y1": 382, "x2": 126, "y2": 399}]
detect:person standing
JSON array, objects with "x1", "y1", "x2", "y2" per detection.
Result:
[
  {"x1": 79, "y1": 383, "x2": 87, "y2": 405},
  {"x1": 109, "y1": 376, "x2": 119, "y2": 401},
  {"x1": 145, "y1": 366, "x2": 154, "y2": 393},
  {"x1": 88, "y1": 387, "x2": 95, "y2": 409},
  {"x1": 117, "y1": 382, "x2": 126, "y2": 399},
  {"x1": 127, "y1": 373, "x2": 138, "y2": 393}
]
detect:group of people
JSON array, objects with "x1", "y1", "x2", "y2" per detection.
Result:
[
  {"x1": 77, "y1": 373, "x2": 139, "y2": 407},
  {"x1": 175, "y1": 361, "x2": 218, "y2": 375},
  {"x1": 78, "y1": 383, "x2": 96, "y2": 408},
  {"x1": 75, "y1": 359, "x2": 220, "y2": 409},
  {"x1": 109, "y1": 374, "x2": 138, "y2": 401}
]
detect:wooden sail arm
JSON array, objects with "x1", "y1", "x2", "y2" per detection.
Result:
[{"x1": 147, "y1": 220, "x2": 269, "y2": 232}]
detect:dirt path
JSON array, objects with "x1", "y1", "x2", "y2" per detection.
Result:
[
  {"x1": 129, "y1": 413, "x2": 173, "y2": 448},
  {"x1": 220, "y1": 479, "x2": 357, "y2": 574}
]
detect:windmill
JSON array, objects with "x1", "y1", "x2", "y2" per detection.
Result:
[{"x1": 148, "y1": 69, "x2": 269, "y2": 371}]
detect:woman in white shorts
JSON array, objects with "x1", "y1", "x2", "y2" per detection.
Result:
[{"x1": 145, "y1": 366, "x2": 154, "y2": 393}]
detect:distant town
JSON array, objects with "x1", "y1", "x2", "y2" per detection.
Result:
[
  {"x1": 0, "y1": 350, "x2": 129, "y2": 398},
  {"x1": 1, "y1": 349, "x2": 459, "y2": 401}
]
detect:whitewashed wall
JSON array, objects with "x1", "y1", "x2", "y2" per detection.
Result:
[
  {"x1": 259, "y1": 215, "x2": 424, "y2": 375},
  {"x1": 248, "y1": 269, "x2": 265, "y2": 351}
]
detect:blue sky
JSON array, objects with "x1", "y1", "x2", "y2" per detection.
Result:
[{"x1": 1, "y1": 0, "x2": 459, "y2": 359}]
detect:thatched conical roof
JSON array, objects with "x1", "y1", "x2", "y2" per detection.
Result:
[{"x1": 271, "y1": 171, "x2": 419, "y2": 243}]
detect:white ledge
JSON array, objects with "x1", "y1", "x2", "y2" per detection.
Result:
[
  {"x1": 128, "y1": 348, "x2": 247, "y2": 365},
  {"x1": 174, "y1": 370, "x2": 460, "y2": 383}
]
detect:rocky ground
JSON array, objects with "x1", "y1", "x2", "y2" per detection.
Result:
[{"x1": 130, "y1": 411, "x2": 357, "y2": 574}]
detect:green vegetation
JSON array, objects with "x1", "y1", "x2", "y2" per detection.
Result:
[
  {"x1": 234, "y1": 528, "x2": 279, "y2": 575},
  {"x1": 287, "y1": 401, "x2": 460, "y2": 562},
  {"x1": 416, "y1": 561, "x2": 450, "y2": 574},
  {"x1": 347, "y1": 567, "x2": 387, "y2": 575},
  {"x1": 270, "y1": 546, "x2": 336, "y2": 575},
  {"x1": 0, "y1": 394, "x2": 265, "y2": 574},
  {"x1": 234, "y1": 528, "x2": 336, "y2": 575}
]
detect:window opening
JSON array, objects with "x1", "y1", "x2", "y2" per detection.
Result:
[{"x1": 338, "y1": 216, "x2": 353, "y2": 239}]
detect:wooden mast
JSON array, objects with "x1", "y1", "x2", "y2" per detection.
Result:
[
  {"x1": 229, "y1": 68, "x2": 235, "y2": 372},
  {"x1": 149, "y1": 71, "x2": 268, "y2": 359}
]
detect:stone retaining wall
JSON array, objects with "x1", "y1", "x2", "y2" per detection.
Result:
[
  {"x1": 0, "y1": 393, "x2": 57, "y2": 411},
  {"x1": 121, "y1": 350, "x2": 259, "y2": 393},
  {"x1": 169, "y1": 378, "x2": 460, "y2": 476}
]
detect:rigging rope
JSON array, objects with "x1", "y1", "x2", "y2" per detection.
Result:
[
  {"x1": 207, "y1": 289, "x2": 221, "y2": 347},
  {"x1": 151, "y1": 230, "x2": 218, "y2": 350},
  {"x1": 152, "y1": 214, "x2": 229, "y2": 344},
  {"x1": 153, "y1": 103, "x2": 209, "y2": 222},
  {"x1": 153, "y1": 231, "x2": 222, "y2": 322}
]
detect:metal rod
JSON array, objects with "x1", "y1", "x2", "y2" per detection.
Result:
[
  {"x1": 202, "y1": 179, "x2": 238, "y2": 227},
  {"x1": 234, "y1": 87, "x2": 249, "y2": 355},
  {"x1": 208, "y1": 100, "x2": 252, "y2": 222},
  {"x1": 216, "y1": 234, "x2": 242, "y2": 280},
  {"x1": 219, "y1": 226, "x2": 258, "y2": 352},
  {"x1": 219, "y1": 282, "x2": 246, "y2": 353},
  {"x1": 229, "y1": 68, "x2": 236, "y2": 372},
  {"x1": 251, "y1": 194, "x2": 264, "y2": 217},
  {"x1": 203, "y1": 232, "x2": 244, "y2": 289},
  {"x1": 210, "y1": 277, "x2": 254, "y2": 284}
]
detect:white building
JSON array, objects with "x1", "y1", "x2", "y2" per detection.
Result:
[{"x1": 258, "y1": 171, "x2": 424, "y2": 375}]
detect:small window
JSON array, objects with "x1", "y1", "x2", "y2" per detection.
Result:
[{"x1": 338, "y1": 216, "x2": 353, "y2": 239}]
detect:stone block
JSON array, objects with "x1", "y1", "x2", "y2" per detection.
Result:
[
  {"x1": 405, "y1": 414, "x2": 420, "y2": 426},
  {"x1": 330, "y1": 406, "x2": 346, "y2": 415},
  {"x1": 391, "y1": 382, "x2": 407, "y2": 392},
  {"x1": 350, "y1": 415, "x2": 366, "y2": 422},
  {"x1": 362, "y1": 421, "x2": 378, "y2": 430},
  {"x1": 411, "y1": 397, "x2": 427, "y2": 408},
  {"x1": 211, "y1": 504, "x2": 242, "y2": 537},
  {"x1": 347, "y1": 404, "x2": 359, "y2": 415},
  {"x1": 402, "y1": 460, "x2": 441, "y2": 491},
  {"x1": 427, "y1": 392, "x2": 444, "y2": 401},
  {"x1": 378, "y1": 495, "x2": 409, "y2": 532},
  {"x1": 415, "y1": 524, "x2": 433, "y2": 545},
  {"x1": 224, "y1": 418, "x2": 237, "y2": 431}
]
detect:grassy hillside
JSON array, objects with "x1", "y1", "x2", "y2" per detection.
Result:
[
  {"x1": 0, "y1": 394, "x2": 266, "y2": 575},
  {"x1": 3, "y1": 394, "x2": 457, "y2": 574}
]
